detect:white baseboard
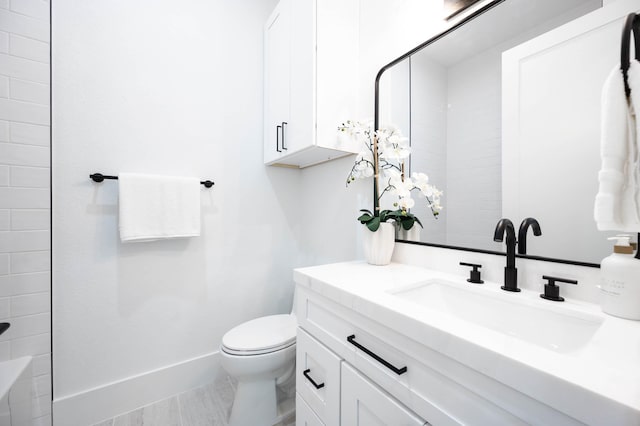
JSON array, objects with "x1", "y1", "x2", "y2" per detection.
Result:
[{"x1": 53, "y1": 351, "x2": 220, "y2": 426}]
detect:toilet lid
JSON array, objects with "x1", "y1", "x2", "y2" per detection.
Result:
[{"x1": 221, "y1": 314, "x2": 296, "y2": 354}]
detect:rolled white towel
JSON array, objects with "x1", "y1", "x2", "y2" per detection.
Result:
[{"x1": 594, "y1": 61, "x2": 640, "y2": 232}]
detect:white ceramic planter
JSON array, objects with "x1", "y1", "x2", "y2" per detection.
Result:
[
  {"x1": 396, "y1": 224, "x2": 422, "y2": 242},
  {"x1": 363, "y1": 222, "x2": 395, "y2": 265}
]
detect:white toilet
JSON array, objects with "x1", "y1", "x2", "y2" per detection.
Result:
[{"x1": 220, "y1": 313, "x2": 297, "y2": 426}]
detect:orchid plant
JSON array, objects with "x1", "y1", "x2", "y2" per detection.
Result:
[{"x1": 339, "y1": 120, "x2": 442, "y2": 232}]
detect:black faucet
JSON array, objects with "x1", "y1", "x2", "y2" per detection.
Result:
[
  {"x1": 494, "y1": 218, "x2": 520, "y2": 292},
  {"x1": 0, "y1": 322, "x2": 9, "y2": 336},
  {"x1": 518, "y1": 218, "x2": 542, "y2": 255}
]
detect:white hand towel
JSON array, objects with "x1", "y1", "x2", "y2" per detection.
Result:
[
  {"x1": 118, "y1": 173, "x2": 201, "y2": 242},
  {"x1": 594, "y1": 61, "x2": 640, "y2": 232}
]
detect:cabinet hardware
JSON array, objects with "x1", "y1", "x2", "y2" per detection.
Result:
[
  {"x1": 276, "y1": 124, "x2": 282, "y2": 152},
  {"x1": 282, "y1": 121, "x2": 288, "y2": 150},
  {"x1": 460, "y1": 262, "x2": 484, "y2": 284},
  {"x1": 347, "y1": 334, "x2": 407, "y2": 375},
  {"x1": 303, "y1": 369, "x2": 325, "y2": 389},
  {"x1": 540, "y1": 275, "x2": 578, "y2": 302}
]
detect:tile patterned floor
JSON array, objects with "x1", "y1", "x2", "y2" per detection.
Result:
[{"x1": 92, "y1": 375, "x2": 295, "y2": 426}]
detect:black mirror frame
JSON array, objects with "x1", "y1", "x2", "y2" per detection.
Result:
[{"x1": 373, "y1": 0, "x2": 600, "y2": 268}]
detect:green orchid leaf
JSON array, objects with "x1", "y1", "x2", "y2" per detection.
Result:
[
  {"x1": 366, "y1": 216, "x2": 381, "y2": 232},
  {"x1": 357, "y1": 213, "x2": 373, "y2": 223}
]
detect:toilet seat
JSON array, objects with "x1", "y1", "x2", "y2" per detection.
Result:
[{"x1": 221, "y1": 314, "x2": 296, "y2": 356}]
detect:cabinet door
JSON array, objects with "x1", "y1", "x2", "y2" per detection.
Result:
[
  {"x1": 297, "y1": 328, "x2": 341, "y2": 425},
  {"x1": 264, "y1": 0, "x2": 291, "y2": 164},
  {"x1": 341, "y1": 363, "x2": 427, "y2": 426},
  {"x1": 296, "y1": 393, "x2": 325, "y2": 426},
  {"x1": 287, "y1": 0, "x2": 315, "y2": 155}
]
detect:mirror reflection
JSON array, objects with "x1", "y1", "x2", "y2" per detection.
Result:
[{"x1": 378, "y1": 0, "x2": 620, "y2": 264}]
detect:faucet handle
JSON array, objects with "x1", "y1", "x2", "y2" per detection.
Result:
[
  {"x1": 460, "y1": 262, "x2": 484, "y2": 284},
  {"x1": 540, "y1": 275, "x2": 578, "y2": 302}
]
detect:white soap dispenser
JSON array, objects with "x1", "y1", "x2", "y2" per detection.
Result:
[{"x1": 600, "y1": 235, "x2": 640, "y2": 320}]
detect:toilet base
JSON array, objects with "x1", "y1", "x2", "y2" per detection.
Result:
[{"x1": 228, "y1": 378, "x2": 277, "y2": 426}]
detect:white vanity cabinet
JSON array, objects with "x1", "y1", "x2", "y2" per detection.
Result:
[
  {"x1": 294, "y1": 281, "x2": 589, "y2": 425},
  {"x1": 296, "y1": 321, "x2": 427, "y2": 426},
  {"x1": 263, "y1": 0, "x2": 360, "y2": 168}
]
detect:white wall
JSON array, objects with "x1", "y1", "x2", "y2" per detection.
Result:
[
  {"x1": 0, "y1": 1, "x2": 52, "y2": 425},
  {"x1": 51, "y1": 1, "x2": 304, "y2": 424}
]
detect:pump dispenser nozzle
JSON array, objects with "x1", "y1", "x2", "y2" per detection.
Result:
[{"x1": 608, "y1": 235, "x2": 634, "y2": 254}]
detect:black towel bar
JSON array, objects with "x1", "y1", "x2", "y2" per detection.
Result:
[{"x1": 89, "y1": 173, "x2": 215, "y2": 188}]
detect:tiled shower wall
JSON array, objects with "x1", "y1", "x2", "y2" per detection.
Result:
[{"x1": 0, "y1": 1, "x2": 51, "y2": 426}]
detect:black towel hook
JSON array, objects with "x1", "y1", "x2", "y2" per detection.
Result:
[{"x1": 621, "y1": 12, "x2": 640, "y2": 98}]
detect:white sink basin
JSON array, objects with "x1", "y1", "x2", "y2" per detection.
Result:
[{"x1": 389, "y1": 279, "x2": 603, "y2": 353}]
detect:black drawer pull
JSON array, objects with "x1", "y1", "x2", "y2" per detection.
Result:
[
  {"x1": 303, "y1": 369, "x2": 325, "y2": 389},
  {"x1": 281, "y1": 121, "x2": 288, "y2": 150},
  {"x1": 276, "y1": 125, "x2": 282, "y2": 152},
  {"x1": 347, "y1": 334, "x2": 407, "y2": 375}
]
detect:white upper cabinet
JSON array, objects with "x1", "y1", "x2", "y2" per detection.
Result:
[{"x1": 264, "y1": 0, "x2": 360, "y2": 168}]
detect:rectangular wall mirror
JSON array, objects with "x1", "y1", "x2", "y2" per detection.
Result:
[{"x1": 377, "y1": 0, "x2": 626, "y2": 266}]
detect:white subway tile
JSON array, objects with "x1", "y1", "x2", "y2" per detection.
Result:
[
  {"x1": 0, "y1": 164, "x2": 7, "y2": 185},
  {"x1": 0, "y1": 230, "x2": 49, "y2": 252},
  {"x1": 10, "y1": 0, "x2": 49, "y2": 21},
  {"x1": 7, "y1": 312, "x2": 49, "y2": 338},
  {"x1": 0, "y1": 253, "x2": 8, "y2": 274},
  {"x1": 0, "y1": 9, "x2": 48, "y2": 42},
  {"x1": 0, "y1": 275, "x2": 8, "y2": 296},
  {"x1": 10, "y1": 332, "x2": 48, "y2": 357},
  {"x1": 0, "y1": 142, "x2": 48, "y2": 166},
  {"x1": 0, "y1": 98, "x2": 49, "y2": 125},
  {"x1": 0, "y1": 53, "x2": 48, "y2": 83},
  {"x1": 0, "y1": 31, "x2": 7, "y2": 53},
  {"x1": 32, "y1": 394, "x2": 51, "y2": 417},
  {"x1": 11, "y1": 209, "x2": 48, "y2": 230},
  {"x1": 10, "y1": 292, "x2": 48, "y2": 316},
  {"x1": 10, "y1": 250, "x2": 49, "y2": 273},
  {"x1": 10, "y1": 165, "x2": 49, "y2": 187},
  {"x1": 0, "y1": 120, "x2": 8, "y2": 141},
  {"x1": 0, "y1": 1, "x2": 7, "y2": 10},
  {"x1": 10, "y1": 78, "x2": 48, "y2": 104},
  {"x1": 0, "y1": 296, "x2": 8, "y2": 318},
  {"x1": 10, "y1": 271, "x2": 49, "y2": 295},
  {"x1": 0, "y1": 187, "x2": 49, "y2": 208},
  {"x1": 0, "y1": 210, "x2": 7, "y2": 230},
  {"x1": 10, "y1": 34, "x2": 48, "y2": 63},
  {"x1": 31, "y1": 353, "x2": 50, "y2": 376},
  {"x1": 10, "y1": 122, "x2": 47, "y2": 146},
  {"x1": 0, "y1": 74, "x2": 7, "y2": 98},
  {"x1": 32, "y1": 374, "x2": 50, "y2": 397},
  {"x1": 0, "y1": 341, "x2": 9, "y2": 361}
]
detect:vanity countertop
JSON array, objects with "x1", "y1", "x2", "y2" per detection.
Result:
[{"x1": 294, "y1": 261, "x2": 640, "y2": 424}]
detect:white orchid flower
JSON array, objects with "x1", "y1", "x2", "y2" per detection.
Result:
[
  {"x1": 385, "y1": 169, "x2": 413, "y2": 198},
  {"x1": 396, "y1": 196, "x2": 415, "y2": 211},
  {"x1": 342, "y1": 119, "x2": 442, "y2": 221},
  {"x1": 379, "y1": 134, "x2": 410, "y2": 161},
  {"x1": 412, "y1": 172, "x2": 430, "y2": 193}
]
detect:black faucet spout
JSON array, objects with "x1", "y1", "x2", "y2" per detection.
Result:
[
  {"x1": 493, "y1": 218, "x2": 520, "y2": 292},
  {"x1": 518, "y1": 217, "x2": 542, "y2": 255}
]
